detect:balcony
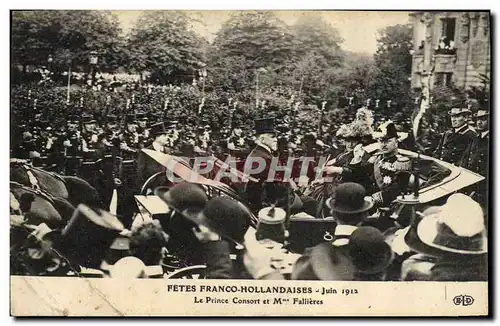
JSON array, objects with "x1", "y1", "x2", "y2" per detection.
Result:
[
  {"x1": 412, "y1": 54, "x2": 424, "y2": 74},
  {"x1": 433, "y1": 53, "x2": 457, "y2": 73}
]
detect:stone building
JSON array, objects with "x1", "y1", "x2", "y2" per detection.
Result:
[{"x1": 409, "y1": 12, "x2": 490, "y2": 91}]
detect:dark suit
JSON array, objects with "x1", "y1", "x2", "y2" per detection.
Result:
[
  {"x1": 462, "y1": 130, "x2": 490, "y2": 211},
  {"x1": 463, "y1": 131, "x2": 489, "y2": 177},
  {"x1": 244, "y1": 144, "x2": 279, "y2": 210},
  {"x1": 433, "y1": 124, "x2": 477, "y2": 166}
]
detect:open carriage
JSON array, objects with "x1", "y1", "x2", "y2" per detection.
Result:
[{"x1": 10, "y1": 143, "x2": 485, "y2": 279}]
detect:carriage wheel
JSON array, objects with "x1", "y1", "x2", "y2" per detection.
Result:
[
  {"x1": 165, "y1": 265, "x2": 207, "y2": 279},
  {"x1": 140, "y1": 171, "x2": 172, "y2": 195}
]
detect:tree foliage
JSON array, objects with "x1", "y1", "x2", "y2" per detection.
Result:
[
  {"x1": 368, "y1": 24, "x2": 413, "y2": 114},
  {"x1": 212, "y1": 11, "x2": 296, "y2": 71},
  {"x1": 291, "y1": 14, "x2": 344, "y2": 68},
  {"x1": 209, "y1": 11, "x2": 348, "y2": 107},
  {"x1": 11, "y1": 10, "x2": 126, "y2": 72},
  {"x1": 126, "y1": 11, "x2": 206, "y2": 84}
]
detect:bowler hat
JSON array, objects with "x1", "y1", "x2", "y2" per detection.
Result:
[
  {"x1": 155, "y1": 182, "x2": 208, "y2": 215},
  {"x1": 182, "y1": 197, "x2": 251, "y2": 244},
  {"x1": 326, "y1": 182, "x2": 374, "y2": 214},
  {"x1": 298, "y1": 226, "x2": 393, "y2": 280},
  {"x1": 448, "y1": 107, "x2": 472, "y2": 116},
  {"x1": 347, "y1": 226, "x2": 394, "y2": 274}
]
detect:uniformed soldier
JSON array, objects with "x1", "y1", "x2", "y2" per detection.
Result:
[
  {"x1": 463, "y1": 109, "x2": 489, "y2": 176},
  {"x1": 227, "y1": 125, "x2": 247, "y2": 158},
  {"x1": 302, "y1": 132, "x2": 318, "y2": 159},
  {"x1": 463, "y1": 109, "x2": 490, "y2": 211},
  {"x1": 433, "y1": 107, "x2": 477, "y2": 166},
  {"x1": 81, "y1": 114, "x2": 99, "y2": 157},
  {"x1": 135, "y1": 111, "x2": 150, "y2": 148},
  {"x1": 19, "y1": 131, "x2": 38, "y2": 159},
  {"x1": 120, "y1": 114, "x2": 139, "y2": 156},
  {"x1": 105, "y1": 114, "x2": 119, "y2": 134},
  {"x1": 61, "y1": 115, "x2": 84, "y2": 174},
  {"x1": 79, "y1": 114, "x2": 100, "y2": 185},
  {"x1": 115, "y1": 114, "x2": 140, "y2": 230},
  {"x1": 370, "y1": 121, "x2": 413, "y2": 207}
]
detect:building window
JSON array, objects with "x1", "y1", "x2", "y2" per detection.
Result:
[
  {"x1": 434, "y1": 72, "x2": 453, "y2": 87},
  {"x1": 436, "y1": 18, "x2": 457, "y2": 54}
]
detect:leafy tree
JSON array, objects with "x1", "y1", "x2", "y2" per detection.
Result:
[
  {"x1": 209, "y1": 11, "x2": 297, "y2": 96},
  {"x1": 126, "y1": 11, "x2": 205, "y2": 84},
  {"x1": 212, "y1": 11, "x2": 296, "y2": 70},
  {"x1": 334, "y1": 52, "x2": 378, "y2": 107},
  {"x1": 368, "y1": 24, "x2": 413, "y2": 115},
  {"x1": 291, "y1": 14, "x2": 344, "y2": 68},
  {"x1": 11, "y1": 10, "x2": 126, "y2": 72}
]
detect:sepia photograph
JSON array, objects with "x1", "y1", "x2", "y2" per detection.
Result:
[{"x1": 9, "y1": 9, "x2": 490, "y2": 316}]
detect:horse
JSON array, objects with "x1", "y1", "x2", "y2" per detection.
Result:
[
  {"x1": 10, "y1": 182, "x2": 74, "y2": 229},
  {"x1": 10, "y1": 160, "x2": 104, "y2": 210}
]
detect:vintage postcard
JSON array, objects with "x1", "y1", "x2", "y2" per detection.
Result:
[{"x1": 9, "y1": 9, "x2": 490, "y2": 316}]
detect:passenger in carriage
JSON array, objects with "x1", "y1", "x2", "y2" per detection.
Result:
[
  {"x1": 322, "y1": 120, "x2": 373, "y2": 186},
  {"x1": 370, "y1": 121, "x2": 412, "y2": 207},
  {"x1": 308, "y1": 120, "x2": 373, "y2": 202}
]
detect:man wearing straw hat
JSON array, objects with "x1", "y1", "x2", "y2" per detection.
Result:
[
  {"x1": 433, "y1": 107, "x2": 477, "y2": 166},
  {"x1": 401, "y1": 193, "x2": 487, "y2": 281}
]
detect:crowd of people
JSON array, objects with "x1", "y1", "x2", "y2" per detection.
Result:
[{"x1": 10, "y1": 78, "x2": 489, "y2": 282}]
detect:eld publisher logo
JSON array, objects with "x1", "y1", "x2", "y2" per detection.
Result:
[{"x1": 453, "y1": 295, "x2": 474, "y2": 306}]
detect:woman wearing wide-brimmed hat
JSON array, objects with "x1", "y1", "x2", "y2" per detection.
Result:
[
  {"x1": 399, "y1": 194, "x2": 488, "y2": 281},
  {"x1": 306, "y1": 120, "x2": 374, "y2": 211}
]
